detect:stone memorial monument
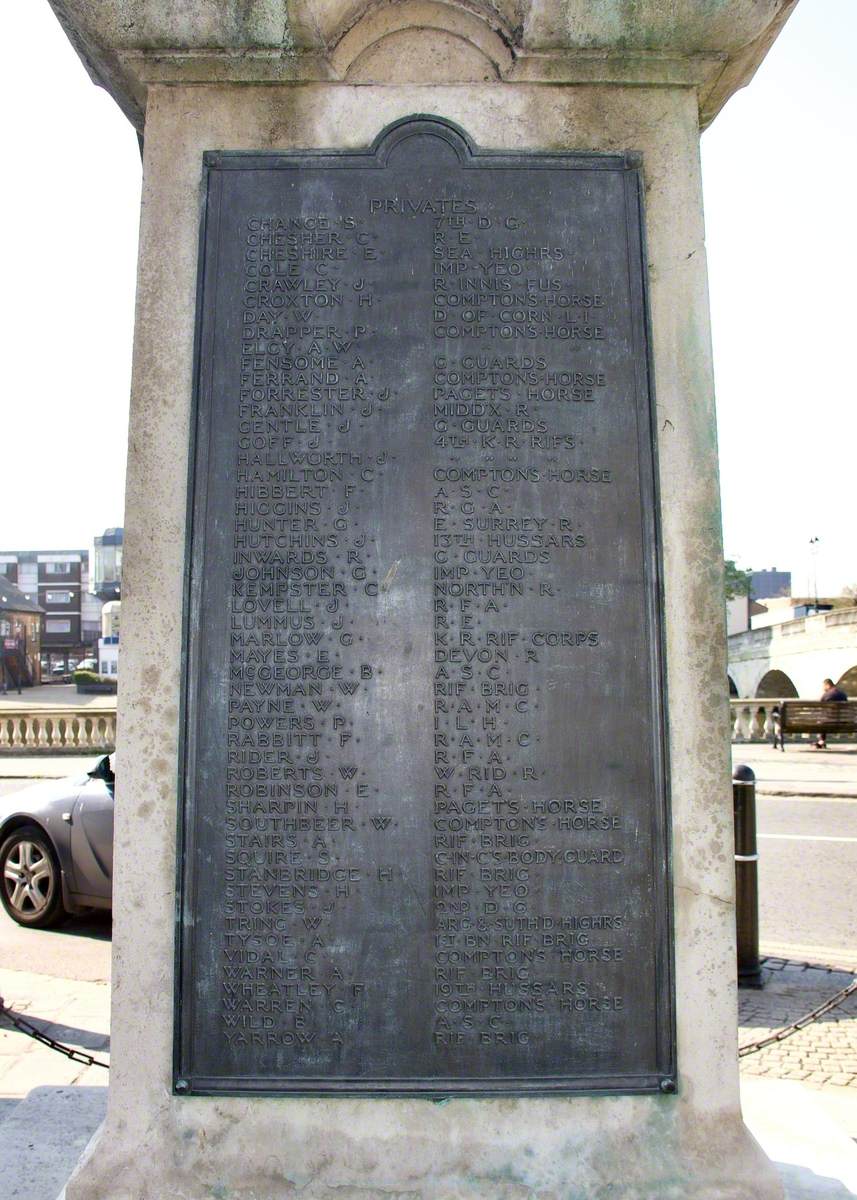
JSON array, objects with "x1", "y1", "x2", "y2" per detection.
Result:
[{"x1": 51, "y1": 1, "x2": 797, "y2": 1196}]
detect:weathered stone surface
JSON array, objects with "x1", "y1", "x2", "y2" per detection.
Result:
[
  {"x1": 60, "y1": 71, "x2": 785, "y2": 1198},
  {"x1": 47, "y1": 0, "x2": 798, "y2": 131}
]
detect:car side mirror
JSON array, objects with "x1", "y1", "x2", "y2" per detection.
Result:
[{"x1": 88, "y1": 755, "x2": 115, "y2": 785}]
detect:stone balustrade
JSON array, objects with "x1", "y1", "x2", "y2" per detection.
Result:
[
  {"x1": 730, "y1": 697, "x2": 787, "y2": 743},
  {"x1": 0, "y1": 708, "x2": 117, "y2": 754},
  {"x1": 730, "y1": 697, "x2": 857, "y2": 743},
  {"x1": 0, "y1": 700, "x2": 833, "y2": 751}
]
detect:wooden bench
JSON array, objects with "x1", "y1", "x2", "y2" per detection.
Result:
[{"x1": 773, "y1": 700, "x2": 857, "y2": 750}]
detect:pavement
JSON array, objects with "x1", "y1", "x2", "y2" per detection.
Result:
[
  {"x1": 0, "y1": 750, "x2": 855, "y2": 1198},
  {"x1": 743, "y1": 1077, "x2": 857, "y2": 1198},
  {"x1": 0, "y1": 967, "x2": 110, "y2": 1112},
  {"x1": 0, "y1": 683, "x2": 116, "y2": 710},
  {"x1": 741, "y1": 958, "x2": 857, "y2": 1095},
  {"x1": 733, "y1": 742, "x2": 857, "y2": 798}
]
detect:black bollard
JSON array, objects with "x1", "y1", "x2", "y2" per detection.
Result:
[{"x1": 733, "y1": 764, "x2": 763, "y2": 988}]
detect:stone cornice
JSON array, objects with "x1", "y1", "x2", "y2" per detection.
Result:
[{"x1": 47, "y1": 0, "x2": 799, "y2": 132}]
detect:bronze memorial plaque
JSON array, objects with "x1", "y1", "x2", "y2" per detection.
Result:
[{"x1": 176, "y1": 117, "x2": 674, "y2": 1095}]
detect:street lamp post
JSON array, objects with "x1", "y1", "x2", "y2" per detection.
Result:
[{"x1": 809, "y1": 536, "x2": 821, "y2": 613}]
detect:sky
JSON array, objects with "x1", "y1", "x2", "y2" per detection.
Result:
[
  {"x1": 701, "y1": 0, "x2": 857, "y2": 596},
  {"x1": 1, "y1": 1, "x2": 854, "y2": 593}
]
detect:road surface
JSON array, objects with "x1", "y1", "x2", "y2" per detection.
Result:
[{"x1": 757, "y1": 795, "x2": 857, "y2": 959}]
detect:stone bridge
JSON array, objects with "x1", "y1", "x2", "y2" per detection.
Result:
[{"x1": 727, "y1": 606, "x2": 857, "y2": 699}]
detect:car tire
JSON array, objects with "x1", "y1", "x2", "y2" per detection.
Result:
[{"x1": 0, "y1": 825, "x2": 67, "y2": 929}]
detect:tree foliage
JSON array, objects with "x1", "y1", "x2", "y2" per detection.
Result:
[{"x1": 724, "y1": 559, "x2": 752, "y2": 602}]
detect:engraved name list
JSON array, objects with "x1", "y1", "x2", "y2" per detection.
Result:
[{"x1": 177, "y1": 118, "x2": 674, "y2": 1095}]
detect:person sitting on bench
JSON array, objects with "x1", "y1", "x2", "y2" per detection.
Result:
[{"x1": 816, "y1": 677, "x2": 848, "y2": 749}]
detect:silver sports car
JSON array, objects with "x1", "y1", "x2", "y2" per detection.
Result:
[{"x1": 0, "y1": 756, "x2": 114, "y2": 928}]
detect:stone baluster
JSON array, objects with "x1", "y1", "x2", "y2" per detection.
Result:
[
  {"x1": 99, "y1": 710, "x2": 113, "y2": 748},
  {"x1": 729, "y1": 698, "x2": 791, "y2": 743},
  {"x1": 60, "y1": 714, "x2": 73, "y2": 750},
  {"x1": 12, "y1": 715, "x2": 27, "y2": 749},
  {"x1": 749, "y1": 705, "x2": 766, "y2": 741},
  {"x1": 0, "y1": 707, "x2": 117, "y2": 754},
  {"x1": 729, "y1": 701, "x2": 751, "y2": 742}
]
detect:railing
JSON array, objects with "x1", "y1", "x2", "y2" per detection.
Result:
[
  {"x1": 0, "y1": 698, "x2": 837, "y2": 751},
  {"x1": 730, "y1": 697, "x2": 787, "y2": 743},
  {"x1": 730, "y1": 697, "x2": 857, "y2": 743},
  {"x1": 0, "y1": 709, "x2": 117, "y2": 754}
]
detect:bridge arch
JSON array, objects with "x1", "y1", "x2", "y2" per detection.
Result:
[
  {"x1": 837, "y1": 665, "x2": 857, "y2": 695},
  {"x1": 728, "y1": 607, "x2": 857, "y2": 699},
  {"x1": 755, "y1": 669, "x2": 798, "y2": 698}
]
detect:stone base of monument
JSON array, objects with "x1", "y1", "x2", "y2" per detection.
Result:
[
  {"x1": 47, "y1": 2, "x2": 797, "y2": 1197},
  {"x1": 65, "y1": 1103, "x2": 779, "y2": 1199}
]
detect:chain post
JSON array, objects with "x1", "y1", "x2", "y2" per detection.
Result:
[{"x1": 733, "y1": 764, "x2": 763, "y2": 988}]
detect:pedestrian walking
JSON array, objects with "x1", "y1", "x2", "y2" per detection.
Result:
[{"x1": 770, "y1": 704, "x2": 783, "y2": 751}]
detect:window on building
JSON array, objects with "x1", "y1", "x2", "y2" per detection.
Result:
[
  {"x1": 45, "y1": 562, "x2": 73, "y2": 575},
  {"x1": 45, "y1": 619, "x2": 72, "y2": 634},
  {"x1": 45, "y1": 591, "x2": 73, "y2": 604},
  {"x1": 0, "y1": 620, "x2": 10, "y2": 636}
]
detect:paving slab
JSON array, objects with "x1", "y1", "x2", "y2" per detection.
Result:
[
  {"x1": 0, "y1": 1085, "x2": 107, "y2": 1200},
  {"x1": 0, "y1": 968, "x2": 110, "y2": 1103},
  {"x1": 742, "y1": 1077, "x2": 857, "y2": 1198},
  {"x1": 739, "y1": 959, "x2": 857, "y2": 1096}
]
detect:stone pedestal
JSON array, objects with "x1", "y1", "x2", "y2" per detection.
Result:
[{"x1": 52, "y1": 2, "x2": 797, "y2": 1196}]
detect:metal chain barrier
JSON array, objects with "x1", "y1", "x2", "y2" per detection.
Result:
[
  {"x1": 738, "y1": 976, "x2": 857, "y2": 1058},
  {"x1": 5, "y1": 968, "x2": 854, "y2": 1069},
  {"x1": 0, "y1": 995, "x2": 109, "y2": 1070}
]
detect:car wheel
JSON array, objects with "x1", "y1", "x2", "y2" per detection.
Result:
[{"x1": 0, "y1": 825, "x2": 66, "y2": 928}]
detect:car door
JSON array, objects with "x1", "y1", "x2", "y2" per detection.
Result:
[{"x1": 68, "y1": 772, "x2": 114, "y2": 901}]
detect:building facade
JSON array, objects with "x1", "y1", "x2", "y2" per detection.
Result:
[
  {"x1": 749, "y1": 567, "x2": 791, "y2": 600},
  {"x1": 0, "y1": 577, "x2": 44, "y2": 688},
  {"x1": 99, "y1": 599, "x2": 121, "y2": 678},
  {"x1": 93, "y1": 527, "x2": 124, "y2": 601},
  {"x1": 0, "y1": 549, "x2": 99, "y2": 676}
]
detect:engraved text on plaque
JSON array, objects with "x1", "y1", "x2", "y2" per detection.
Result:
[{"x1": 176, "y1": 118, "x2": 674, "y2": 1095}]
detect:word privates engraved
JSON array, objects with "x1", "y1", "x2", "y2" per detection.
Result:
[{"x1": 179, "y1": 120, "x2": 673, "y2": 1094}]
